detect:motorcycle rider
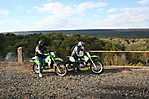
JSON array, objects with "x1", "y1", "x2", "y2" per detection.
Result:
[
  {"x1": 35, "y1": 40, "x2": 48, "y2": 77},
  {"x1": 71, "y1": 41, "x2": 85, "y2": 71}
]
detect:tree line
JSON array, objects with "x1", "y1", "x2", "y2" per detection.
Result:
[{"x1": 0, "y1": 32, "x2": 149, "y2": 66}]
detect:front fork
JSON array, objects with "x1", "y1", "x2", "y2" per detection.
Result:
[
  {"x1": 89, "y1": 58, "x2": 97, "y2": 69},
  {"x1": 53, "y1": 61, "x2": 62, "y2": 73}
]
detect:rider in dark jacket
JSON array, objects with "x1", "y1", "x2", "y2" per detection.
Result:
[{"x1": 35, "y1": 40, "x2": 47, "y2": 77}]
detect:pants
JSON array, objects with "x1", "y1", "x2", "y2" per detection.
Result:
[
  {"x1": 36, "y1": 54, "x2": 46, "y2": 73},
  {"x1": 73, "y1": 55, "x2": 84, "y2": 70}
]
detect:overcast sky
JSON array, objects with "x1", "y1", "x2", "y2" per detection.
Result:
[{"x1": 0, "y1": 0, "x2": 149, "y2": 32}]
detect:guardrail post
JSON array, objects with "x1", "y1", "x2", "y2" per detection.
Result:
[
  {"x1": 17, "y1": 47, "x2": 23, "y2": 64},
  {"x1": 121, "y1": 53, "x2": 127, "y2": 65},
  {"x1": 144, "y1": 52, "x2": 149, "y2": 66}
]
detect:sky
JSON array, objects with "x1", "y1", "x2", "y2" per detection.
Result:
[{"x1": 0, "y1": 0, "x2": 149, "y2": 32}]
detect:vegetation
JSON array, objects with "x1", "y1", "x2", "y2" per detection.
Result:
[
  {"x1": 0, "y1": 32, "x2": 149, "y2": 66},
  {"x1": 4, "y1": 29, "x2": 149, "y2": 38}
]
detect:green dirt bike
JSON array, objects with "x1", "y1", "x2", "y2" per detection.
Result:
[
  {"x1": 65, "y1": 52, "x2": 103, "y2": 74},
  {"x1": 30, "y1": 51, "x2": 67, "y2": 76}
]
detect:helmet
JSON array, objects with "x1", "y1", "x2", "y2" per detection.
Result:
[
  {"x1": 38, "y1": 40, "x2": 45, "y2": 46},
  {"x1": 77, "y1": 41, "x2": 84, "y2": 47}
]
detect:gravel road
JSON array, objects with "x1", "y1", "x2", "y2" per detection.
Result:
[{"x1": 0, "y1": 63, "x2": 149, "y2": 99}]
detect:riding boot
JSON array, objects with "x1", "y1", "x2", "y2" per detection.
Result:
[{"x1": 38, "y1": 64, "x2": 43, "y2": 78}]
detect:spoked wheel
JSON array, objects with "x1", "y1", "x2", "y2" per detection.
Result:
[
  {"x1": 33, "y1": 64, "x2": 40, "y2": 74},
  {"x1": 55, "y1": 63, "x2": 67, "y2": 76},
  {"x1": 90, "y1": 61, "x2": 103, "y2": 74}
]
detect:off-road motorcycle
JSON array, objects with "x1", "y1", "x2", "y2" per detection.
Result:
[
  {"x1": 30, "y1": 51, "x2": 67, "y2": 76},
  {"x1": 65, "y1": 51, "x2": 103, "y2": 74}
]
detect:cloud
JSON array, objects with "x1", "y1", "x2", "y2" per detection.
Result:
[
  {"x1": 37, "y1": 0, "x2": 107, "y2": 16},
  {"x1": 33, "y1": 15, "x2": 89, "y2": 30},
  {"x1": 137, "y1": 0, "x2": 149, "y2": 5},
  {"x1": 32, "y1": 0, "x2": 149, "y2": 30},
  {"x1": 98, "y1": 7, "x2": 149, "y2": 28},
  {"x1": 33, "y1": 0, "x2": 108, "y2": 29},
  {"x1": 37, "y1": 1, "x2": 74, "y2": 17},
  {"x1": 77, "y1": 1, "x2": 108, "y2": 12},
  {"x1": 33, "y1": 15, "x2": 66, "y2": 29},
  {"x1": 0, "y1": 9, "x2": 9, "y2": 16}
]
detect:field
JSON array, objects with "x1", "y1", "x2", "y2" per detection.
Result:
[{"x1": 0, "y1": 62, "x2": 149, "y2": 99}]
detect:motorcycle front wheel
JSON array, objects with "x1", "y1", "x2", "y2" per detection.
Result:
[
  {"x1": 90, "y1": 61, "x2": 103, "y2": 74},
  {"x1": 55, "y1": 63, "x2": 67, "y2": 76}
]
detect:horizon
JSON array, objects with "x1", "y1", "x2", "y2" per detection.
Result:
[
  {"x1": 1, "y1": 28, "x2": 149, "y2": 34},
  {"x1": 0, "y1": 0, "x2": 149, "y2": 32}
]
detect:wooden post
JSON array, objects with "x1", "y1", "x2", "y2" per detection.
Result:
[
  {"x1": 121, "y1": 53, "x2": 127, "y2": 65},
  {"x1": 17, "y1": 47, "x2": 23, "y2": 64},
  {"x1": 114, "y1": 54, "x2": 118, "y2": 65}
]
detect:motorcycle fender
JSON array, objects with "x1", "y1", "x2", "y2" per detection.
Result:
[
  {"x1": 55, "y1": 58, "x2": 63, "y2": 62},
  {"x1": 91, "y1": 55, "x2": 98, "y2": 58},
  {"x1": 33, "y1": 59, "x2": 40, "y2": 65},
  {"x1": 31, "y1": 56, "x2": 40, "y2": 65}
]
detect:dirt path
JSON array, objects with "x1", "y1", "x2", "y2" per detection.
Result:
[{"x1": 0, "y1": 63, "x2": 149, "y2": 99}]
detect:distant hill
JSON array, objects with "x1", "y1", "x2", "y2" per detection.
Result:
[{"x1": 1, "y1": 29, "x2": 149, "y2": 38}]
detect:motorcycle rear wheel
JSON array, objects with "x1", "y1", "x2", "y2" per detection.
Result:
[{"x1": 55, "y1": 63, "x2": 67, "y2": 76}]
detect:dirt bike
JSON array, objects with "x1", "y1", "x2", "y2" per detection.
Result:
[
  {"x1": 65, "y1": 51, "x2": 103, "y2": 74},
  {"x1": 30, "y1": 51, "x2": 67, "y2": 76}
]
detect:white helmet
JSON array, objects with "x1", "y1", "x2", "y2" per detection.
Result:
[
  {"x1": 77, "y1": 41, "x2": 84, "y2": 47},
  {"x1": 38, "y1": 40, "x2": 43, "y2": 45},
  {"x1": 38, "y1": 40, "x2": 46, "y2": 46}
]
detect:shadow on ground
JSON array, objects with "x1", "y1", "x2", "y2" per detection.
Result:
[{"x1": 40, "y1": 67, "x2": 136, "y2": 77}]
